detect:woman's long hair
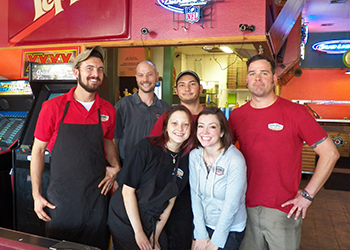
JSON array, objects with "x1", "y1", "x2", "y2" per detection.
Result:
[{"x1": 149, "y1": 105, "x2": 195, "y2": 156}]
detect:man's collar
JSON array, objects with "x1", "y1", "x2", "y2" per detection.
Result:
[
  {"x1": 132, "y1": 90, "x2": 160, "y2": 106},
  {"x1": 69, "y1": 86, "x2": 101, "y2": 107}
]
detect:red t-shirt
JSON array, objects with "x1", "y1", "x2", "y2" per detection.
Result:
[
  {"x1": 228, "y1": 97, "x2": 327, "y2": 213},
  {"x1": 34, "y1": 86, "x2": 116, "y2": 152}
]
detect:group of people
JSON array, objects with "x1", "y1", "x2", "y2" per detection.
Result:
[{"x1": 30, "y1": 46, "x2": 339, "y2": 250}]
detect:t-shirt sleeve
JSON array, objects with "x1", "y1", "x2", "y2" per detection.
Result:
[
  {"x1": 149, "y1": 113, "x2": 165, "y2": 136},
  {"x1": 296, "y1": 105, "x2": 327, "y2": 146},
  {"x1": 117, "y1": 138, "x2": 151, "y2": 188},
  {"x1": 34, "y1": 100, "x2": 56, "y2": 142}
]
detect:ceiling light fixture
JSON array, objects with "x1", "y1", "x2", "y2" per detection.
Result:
[
  {"x1": 219, "y1": 46, "x2": 233, "y2": 53},
  {"x1": 202, "y1": 45, "x2": 215, "y2": 51}
]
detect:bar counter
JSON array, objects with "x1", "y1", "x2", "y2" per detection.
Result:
[
  {"x1": 0, "y1": 227, "x2": 100, "y2": 250},
  {"x1": 302, "y1": 119, "x2": 350, "y2": 173}
]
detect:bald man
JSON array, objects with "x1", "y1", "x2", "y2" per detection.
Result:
[{"x1": 114, "y1": 61, "x2": 169, "y2": 164}]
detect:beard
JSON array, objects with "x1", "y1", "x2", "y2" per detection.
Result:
[{"x1": 78, "y1": 74, "x2": 101, "y2": 93}]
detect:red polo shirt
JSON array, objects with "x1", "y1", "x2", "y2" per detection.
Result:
[{"x1": 34, "y1": 86, "x2": 116, "y2": 152}]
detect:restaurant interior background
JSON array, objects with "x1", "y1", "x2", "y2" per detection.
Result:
[
  {"x1": 0, "y1": 0, "x2": 350, "y2": 119},
  {"x1": 0, "y1": 0, "x2": 349, "y2": 241}
]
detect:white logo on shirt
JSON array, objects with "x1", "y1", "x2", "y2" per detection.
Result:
[{"x1": 268, "y1": 123, "x2": 284, "y2": 131}]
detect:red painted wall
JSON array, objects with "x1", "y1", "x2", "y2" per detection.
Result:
[
  {"x1": 0, "y1": 0, "x2": 8, "y2": 47},
  {"x1": 1, "y1": 0, "x2": 268, "y2": 48},
  {"x1": 129, "y1": 0, "x2": 267, "y2": 40},
  {"x1": 281, "y1": 69, "x2": 350, "y2": 119},
  {"x1": 0, "y1": 50, "x2": 23, "y2": 79}
]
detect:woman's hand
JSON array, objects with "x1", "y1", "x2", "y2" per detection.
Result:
[
  {"x1": 135, "y1": 231, "x2": 153, "y2": 250},
  {"x1": 192, "y1": 238, "x2": 210, "y2": 250},
  {"x1": 149, "y1": 233, "x2": 161, "y2": 250},
  {"x1": 204, "y1": 240, "x2": 218, "y2": 250}
]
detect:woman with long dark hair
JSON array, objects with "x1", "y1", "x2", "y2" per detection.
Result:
[{"x1": 108, "y1": 105, "x2": 194, "y2": 250}]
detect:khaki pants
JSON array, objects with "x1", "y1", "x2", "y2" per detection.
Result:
[{"x1": 239, "y1": 206, "x2": 302, "y2": 250}]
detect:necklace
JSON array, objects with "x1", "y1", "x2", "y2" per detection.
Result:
[
  {"x1": 203, "y1": 150, "x2": 216, "y2": 173},
  {"x1": 169, "y1": 152, "x2": 178, "y2": 164},
  {"x1": 204, "y1": 159, "x2": 212, "y2": 173}
]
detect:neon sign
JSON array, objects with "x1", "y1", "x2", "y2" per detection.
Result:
[
  {"x1": 312, "y1": 40, "x2": 350, "y2": 54},
  {"x1": 157, "y1": 0, "x2": 209, "y2": 13}
]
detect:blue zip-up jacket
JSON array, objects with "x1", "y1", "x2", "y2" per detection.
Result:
[{"x1": 189, "y1": 144, "x2": 247, "y2": 248}]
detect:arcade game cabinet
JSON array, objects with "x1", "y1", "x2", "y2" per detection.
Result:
[
  {"x1": 13, "y1": 63, "x2": 76, "y2": 236},
  {"x1": 0, "y1": 79, "x2": 33, "y2": 229}
]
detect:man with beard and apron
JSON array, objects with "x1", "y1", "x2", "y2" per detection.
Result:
[{"x1": 30, "y1": 46, "x2": 121, "y2": 250}]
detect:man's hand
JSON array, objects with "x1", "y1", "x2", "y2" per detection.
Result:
[
  {"x1": 281, "y1": 189, "x2": 312, "y2": 220},
  {"x1": 33, "y1": 195, "x2": 56, "y2": 222},
  {"x1": 98, "y1": 165, "x2": 118, "y2": 195}
]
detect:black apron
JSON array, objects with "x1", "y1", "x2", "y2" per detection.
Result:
[
  {"x1": 46, "y1": 101, "x2": 109, "y2": 250},
  {"x1": 109, "y1": 151, "x2": 180, "y2": 250}
]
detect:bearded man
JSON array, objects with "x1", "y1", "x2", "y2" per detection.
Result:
[{"x1": 30, "y1": 46, "x2": 120, "y2": 250}]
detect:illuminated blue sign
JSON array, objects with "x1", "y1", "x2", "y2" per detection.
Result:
[{"x1": 312, "y1": 40, "x2": 350, "y2": 54}]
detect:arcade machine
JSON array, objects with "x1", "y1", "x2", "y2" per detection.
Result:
[
  {"x1": 0, "y1": 79, "x2": 34, "y2": 229},
  {"x1": 13, "y1": 62, "x2": 76, "y2": 237}
]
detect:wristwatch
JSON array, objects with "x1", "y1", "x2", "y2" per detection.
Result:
[{"x1": 301, "y1": 189, "x2": 314, "y2": 201}]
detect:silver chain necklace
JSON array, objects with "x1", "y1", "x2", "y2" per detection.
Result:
[{"x1": 169, "y1": 152, "x2": 178, "y2": 164}]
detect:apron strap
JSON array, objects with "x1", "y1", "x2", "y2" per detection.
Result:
[{"x1": 61, "y1": 101, "x2": 71, "y2": 123}]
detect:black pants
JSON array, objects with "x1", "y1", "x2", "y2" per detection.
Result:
[{"x1": 206, "y1": 227, "x2": 245, "y2": 250}]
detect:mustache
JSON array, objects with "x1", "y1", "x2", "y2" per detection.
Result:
[{"x1": 87, "y1": 76, "x2": 101, "y2": 81}]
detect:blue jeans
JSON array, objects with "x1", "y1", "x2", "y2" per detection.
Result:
[{"x1": 206, "y1": 227, "x2": 245, "y2": 250}]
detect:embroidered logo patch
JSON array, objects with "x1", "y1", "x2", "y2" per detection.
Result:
[
  {"x1": 100, "y1": 115, "x2": 109, "y2": 122},
  {"x1": 215, "y1": 166, "x2": 225, "y2": 175},
  {"x1": 268, "y1": 123, "x2": 284, "y2": 131},
  {"x1": 176, "y1": 168, "x2": 184, "y2": 179}
]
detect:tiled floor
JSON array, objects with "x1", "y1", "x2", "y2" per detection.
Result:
[{"x1": 299, "y1": 174, "x2": 350, "y2": 250}]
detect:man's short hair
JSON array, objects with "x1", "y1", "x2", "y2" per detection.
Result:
[{"x1": 246, "y1": 54, "x2": 276, "y2": 75}]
